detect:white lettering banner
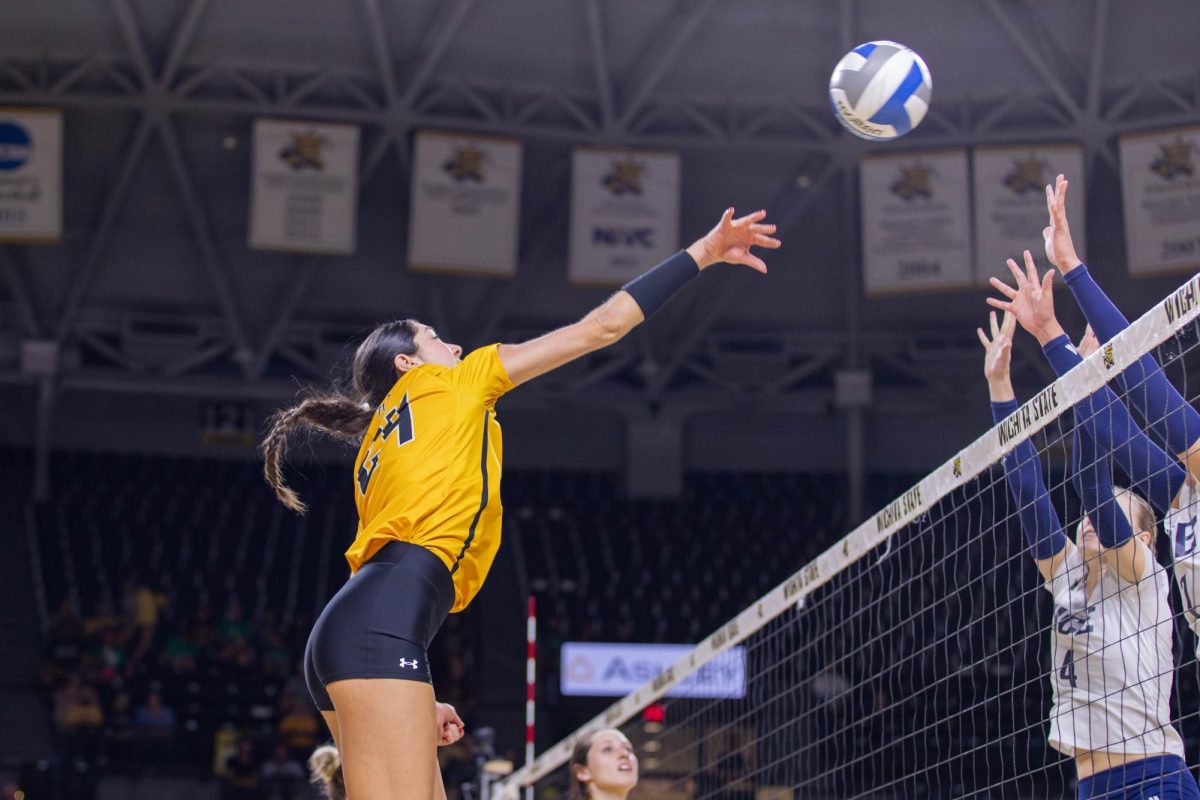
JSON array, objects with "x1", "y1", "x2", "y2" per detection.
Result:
[
  {"x1": 1120, "y1": 126, "x2": 1200, "y2": 276},
  {"x1": 560, "y1": 642, "x2": 745, "y2": 699},
  {"x1": 0, "y1": 108, "x2": 62, "y2": 242},
  {"x1": 973, "y1": 144, "x2": 1085, "y2": 285},
  {"x1": 249, "y1": 119, "x2": 359, "y2": 254},
  {"x1": 569, "y1": 148, "x2": 679, "y2": 285},
  {"x1": 408, "y1": 131, "x2": 521, "y2": 277},
  {"x1": 861, "y1": 149, "x2": 972, "y2": 294}
]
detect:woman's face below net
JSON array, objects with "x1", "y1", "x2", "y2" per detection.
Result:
[{"x1": 580, "y1": 730, "x2": 639, "y2": 793}]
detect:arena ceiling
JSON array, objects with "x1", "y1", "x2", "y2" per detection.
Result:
[{"x1": 1, "y1": 0, "x2": 1199, "y2": 496}]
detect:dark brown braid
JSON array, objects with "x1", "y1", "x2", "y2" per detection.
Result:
[{"x1": 260, "y1": 319, "x2": 420, "y2": 513}]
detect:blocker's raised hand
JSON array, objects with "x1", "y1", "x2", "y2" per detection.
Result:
[
  {"x1": 1077, "y1": 325, "x2": 1100, "y2": 358},
  {"x1": 1043, "y1": 173, "x2": 1082, "y2": 273},
  {"x1": 686, "y1": 208, "x2": 782, "y2": 273},
  {"x1": 987, "y1": 250, "x2": 1063, "y2": 345},
  {"x1": 977, "y1": 310, "x2": 1017, "y2": 387}
]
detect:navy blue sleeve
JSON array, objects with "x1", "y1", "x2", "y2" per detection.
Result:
[
  {"x1": 1071, "y1": 408, "x2": 1135, "y2": 549},
  {"x1": 1042, "y1": 334, "x2": 1186, "y2": 517},
  {"x1": 1064, "y1": 264, "x2": 1200, "y2": 457},
  {"x1": 992, "y1": 399, "x2": 1068, "y2": 561}
]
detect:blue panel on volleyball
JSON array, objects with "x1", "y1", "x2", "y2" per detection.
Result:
[
  {"x1": 853, "y1": 42, "x2": 877, "y2": 59},
  {"x1": 867, "y1": 60, "x2": 926, "y2": 137}
]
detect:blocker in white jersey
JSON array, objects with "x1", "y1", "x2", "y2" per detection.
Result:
[
  {"x1": 1047, "y1": 543, "x2": 1182, "y2": 760},
  {"x1": 1168, "y1": 478, "x2": 1200, "y2": 635}
]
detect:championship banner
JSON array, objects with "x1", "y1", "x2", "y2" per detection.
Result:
[
  {"x1": 1120, "y1": 126, "x2": 1200, "y2": 276},
  {"x1": 860, "y1": 149, "x2": 972, "y2": 294},
  {"x1": 249, "y1": 119, "x2": 359, "y2": 255},
  {"x1": 408, "y1": 130, "x2": 521, "y2": 277},
  {"x1": 568, "y1": 148, "x2": 680, "y2": 285},
  {"x1": 0, "y1": 108, "x2": 62, "y2": 242},
  {"x1": 973, "y1": 144, "x2": 1085, "y2": 285}
]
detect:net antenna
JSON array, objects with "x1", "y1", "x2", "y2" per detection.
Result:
[{"x1": 498, "y1": 274, "x2": 1200, "y2": 799}]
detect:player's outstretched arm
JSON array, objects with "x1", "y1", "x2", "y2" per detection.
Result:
[
  {"x1": 990, "y1": 251, "x2": 1166, "y2": 582},
  {"x1": 997, "y1": 250, "x2": 1188, "y2": 515},
  {"x1": 496, "y1": 208, "x2": 780, "y2": 387},
  {"x1": 1045, "y1": 173, "x2": 1200, "y2": 478},
  {"x1": 978, "y1": 309, "x2": 1068, "y2": 582}
]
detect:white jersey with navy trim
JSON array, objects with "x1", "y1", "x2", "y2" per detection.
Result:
[
  {"x1": 1046, "y1": 543, "x2": 1183, "y2": 759},
  {"x1": 1167, "y1": 479, "x2": 1200, "y2": 637}
]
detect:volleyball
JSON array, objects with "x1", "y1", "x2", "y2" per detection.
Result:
[{"x1": 829, "y1": 40, "x2": 932, "y2": 141}]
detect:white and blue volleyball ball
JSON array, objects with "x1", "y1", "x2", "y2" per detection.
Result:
[{"x1": 829, "y1": 41, "x2": 932, "y2": 141}]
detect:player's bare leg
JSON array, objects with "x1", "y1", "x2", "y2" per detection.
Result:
[
  {"x1": 320, "y1": 710, "x2": 341, "y2": 750},
  {"x1": 328, "y1": 678, "x2": 437, "y2": 800}
]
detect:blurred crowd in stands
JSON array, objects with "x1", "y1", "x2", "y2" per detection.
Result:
[{"x1": 27, "y1": 452, "x2": 889, "y2": 798}]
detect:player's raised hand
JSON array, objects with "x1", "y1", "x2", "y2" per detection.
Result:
[
  {"x1": 435, "y1": 702, "x2": 465, "y2": 746},
  {"x1": 977, "y1": 310, "x2": 1016, "y2": 387},
  {"x1": 1077, "y1": 325, "x2": 1101, "y2": 358},
  {"x1": 1043, "y1": 173, "x2": 1082, "y2": 273},
  {"x1": 987, "y1": 250, "x2": 1064, "y2": 345},
  {"x1": 686, "y1": 208, "x2": 781, "y2": 273}
]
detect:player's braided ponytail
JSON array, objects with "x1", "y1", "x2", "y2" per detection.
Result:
[{"x1": 261, "y1": 319, "x2": 419, "y2": 513}]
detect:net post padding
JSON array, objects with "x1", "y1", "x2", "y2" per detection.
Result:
[{"x1": 497, "y1": 274, "x2": 1200, "y2": 798}]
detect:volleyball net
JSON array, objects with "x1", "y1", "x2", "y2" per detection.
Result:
[{"x1": 497, "y1": 274, "x2": 1200, "y2": 800}]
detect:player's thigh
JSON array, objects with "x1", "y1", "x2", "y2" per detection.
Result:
[
  {"x1": 320, "y1": 710, "x2": 341, "y2": 751},
  {"x1": 327, "y1": 678, "x2": 437, "y2": 800}
]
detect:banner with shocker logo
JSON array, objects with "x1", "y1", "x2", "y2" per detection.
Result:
[
  {"x1": 972, "y1": 144, "x2": 1085, "y2": 286},
  {"x1": 249, "y1": 119, "x2": 359, "y2": 254},
  {"x1": 407, "y1": 130, "x2": 522, "y2": 277},
  {"x1": 568, "y1": 147, "x2": 679, "y2": 285},
  {"x1": 860, "y1": 148, "x2": 972, "y2": 294},
  {"x1": 0, "y1": 108, "x2": 62, "y2": 242},
  {"x1": 1120, "y1": 126, "x2": 1200, "y2": 276}
]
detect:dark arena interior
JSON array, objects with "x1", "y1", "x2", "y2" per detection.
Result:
[{"x1": 2, "y1": 2, "x2": 1200, "y2": 799}]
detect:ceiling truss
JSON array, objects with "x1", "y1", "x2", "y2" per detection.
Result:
[{"x1": 0, "y1": 0, "x2": 1196, "y2": 428}]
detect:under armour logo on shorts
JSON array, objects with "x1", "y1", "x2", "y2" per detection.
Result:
[{"x1": 398, "y1": 658, "x2": 420, "y2": 669}]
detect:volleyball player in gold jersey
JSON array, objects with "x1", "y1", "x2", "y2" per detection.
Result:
[{"x1": 260, "y1": 207, "x2": 780, "y2": 800}]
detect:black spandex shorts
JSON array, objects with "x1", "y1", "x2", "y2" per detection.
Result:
[{"x1": 304, "y1": 541, "x2": 455, "y2": 712}]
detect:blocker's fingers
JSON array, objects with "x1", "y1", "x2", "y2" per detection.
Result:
[
  {"x1": 720, "y1": 207, "x2": 735, "y2": 227},
  {"x1": 989, "y1": 310, "x2": 1000, "y2": 338},
  {"x1": 1023, "y1": 250, "x2": 1038, "y2": 284},
  {"x1": 753, "y1": 234, "x2": 782, "y2": 249},
  {"x1": 986, "y1": 296, "x2": 1012, "y2": 311},
  {"x1": 749, "y1": 223, "x2": 777, "y2": 235},
  {"x1": 1041, "y1": 268, "x2": 1056, "y2": 292},
  {"x1": 1006, "y1": 258, "x2": 1026, "y2": 285},
  {"x1": 977, "y1": 327, "x2": 991, "y2": 348},
  {"x1": 1046, "y1": 183, "x2": 1055, "y2": 214},
  {"x1": 741, "y1": 253, "x2": 768, "y2": 273},
  {"x1": 1054, "y1": 178, "x2": 1068, "y2": 214},
  {"x1": 990, "y1": 275, "x2": 1018, "y2": 299},
  {"x1": 1001, "y1": 310, "x2": 1016, "y2": 335},
  {"x1": 734, "y1": 209, "x2": 768, "y2": 226}
]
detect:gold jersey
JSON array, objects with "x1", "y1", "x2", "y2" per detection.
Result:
[{"x1": 346, "y1": 344, "x2": 514, "y2": 612}]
